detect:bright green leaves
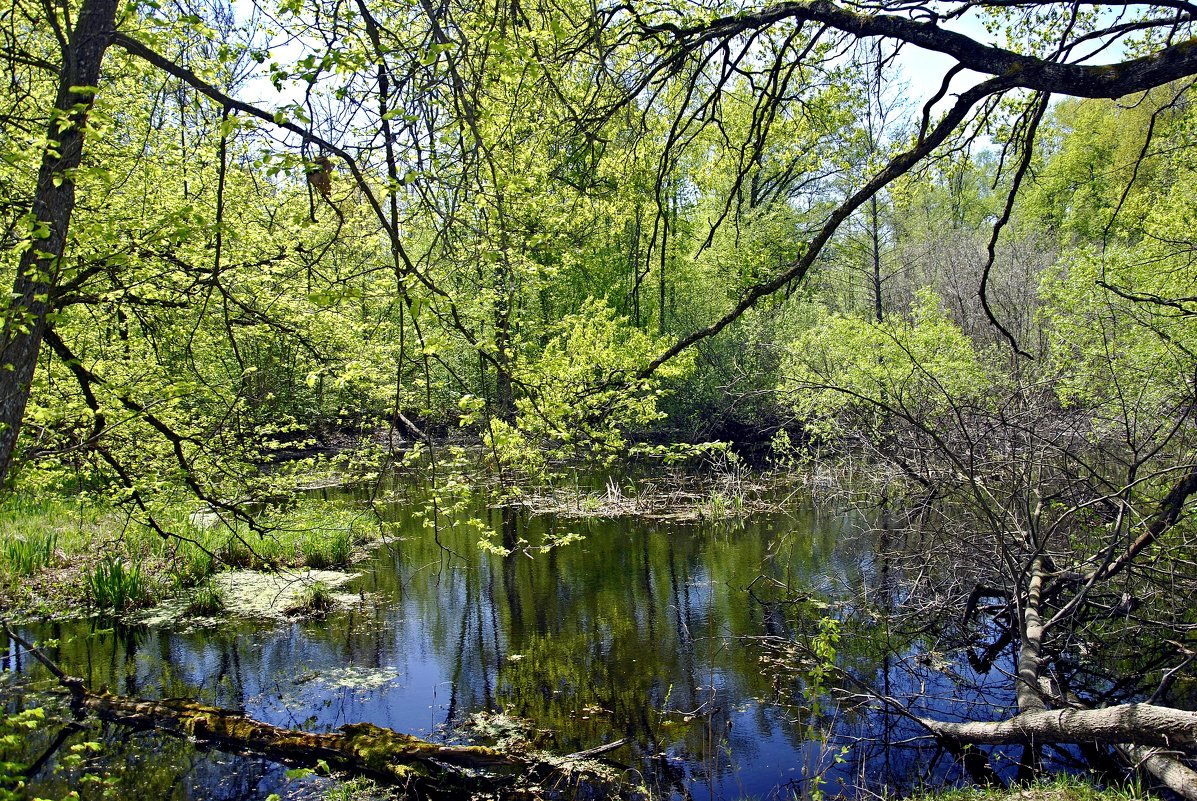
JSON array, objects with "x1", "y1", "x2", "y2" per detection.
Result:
[
  {"x1": 780, "y1": 291, "x2": 993, "y2": 438},
  {"x1": 1032, "y1": 86, "x2": 1197, "y2": 431},
  {"x1": 1024, "y1": 89, "x2": 1193, "y2": 243},
  {"x1": 485, "y1": 298, "x2": 692, "y2": 471}
]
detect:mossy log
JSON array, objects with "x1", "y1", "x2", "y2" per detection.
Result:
[
  {"x1": 79, "y1": 691, "x2": 524, "y2": 793},
  {"x1": 5, "y1": 626, "x2": 608, "y2": 799}
]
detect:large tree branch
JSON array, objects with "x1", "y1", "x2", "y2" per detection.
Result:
[
  {"x1": 916, "y1": 703, "x2": 1197, "y2": 753},
  {"x1": 651, "y1": 0, "x2": 1197, "y2": 99},
  {"x1": 1093, "y1": 462, "x2": 1197, "y2": 583},
  {"x1": 1016, "y1": 554, "x2": 1049, "y2": 713},
  {"x1": 108, "y1": 32, "x2": 395, "y2": 249},
  {"x1": 639, "y1": 76, "x2": 1011, "y2": 377},
  {"x1": 1117, "y1": 743, "x2": 1197, "y2": 800}
]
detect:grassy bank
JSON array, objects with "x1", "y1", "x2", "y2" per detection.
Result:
[
  {"x1": 922, "y1": 776, "x2": 1151, "y2": 801},
  {"x1": 0, "y1": 493, "x2": 379, "y2": 621}
]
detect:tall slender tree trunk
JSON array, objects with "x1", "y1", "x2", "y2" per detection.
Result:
[
  {"x1": 0, "y1": 0, "x2": 118, "y2": 486},
  {"x1": 869, "y1": 194, "x2": 884, "y2": 323},
  {"x1": 492, "y1": 259, "x2": 516, "y2": 423},
  {"x1": 628, "y1": 208, "x2": 641, "y2": 327},
  {"x1": 658, "y1": 188, "x2": 672, "y2": 337}
]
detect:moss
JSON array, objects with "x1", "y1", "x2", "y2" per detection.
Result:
[{"x1": 339, "y1": 724, "x2": 439, "y2": 778}]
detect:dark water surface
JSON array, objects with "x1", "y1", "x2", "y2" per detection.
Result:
[{"x1": 3, "y1": 477, "x2": 1015, "y2": 800}]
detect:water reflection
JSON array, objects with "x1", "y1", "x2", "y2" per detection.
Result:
[{"x1": 4, "y1": 479, "x2": 1007, "y2": 800}]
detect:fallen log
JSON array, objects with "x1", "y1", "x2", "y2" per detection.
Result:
[
  {"x1": 6, "y1": 626, "x2": 617, "y2": 798},
  {"x1": 80, "y1": 692, "x2": 522, "y2": 793},
  {"x1": 914, "y1": 703, "x2": 1197, "y2": 753},
  {"x1": 1117, "y1": 743, "x2": 1197, "y2": 800}
]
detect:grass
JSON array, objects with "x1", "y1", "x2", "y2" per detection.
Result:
[
  {"x1": 283, "y1": 580, "x2": 336, "y2": 616},
  {"x1": 301, "y1": 528, "x2": 353, "y2": 568},
  {"x1": 0, "y1": 493, "x2": 373, "y2": 621},
  {"x1": 85, "y1": 557, "x2": 150, "y2": 612},
  {"x1": 183, "y1": 581, "x2": 227, "y2": 616},
  {"x1": 2, "y1": 532, "x2": 57, "y2": 576},
  {"x1": 919, "y1": 774, "x2": 1149, "y2": 801}
]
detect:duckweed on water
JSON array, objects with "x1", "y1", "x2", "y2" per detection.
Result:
[{"x1": 294, "y1": 666, "x2": 401, "y2": 691}]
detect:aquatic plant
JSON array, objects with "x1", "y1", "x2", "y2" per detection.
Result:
[
  {"x1": 301, "y1": 529, "x2": 352, "y2": 568},
  {"x1": 702, "y1": 490, "x2": 746, "y2": 520},
  {"x1": 172, "y1": 545, "x2": 216, "y2": 588},
  {"x1": 218, "y1": 534, "x2": 282, "y2": 570},
  {"x1": 1, "y1": 532, "x2": 56, "y2": 576},
  {"x1": 184, "y1": 581, "x2": 226, "y2": 616},
  {"x1": 85, "y1": 556, "x2": 149, "y2": 612},
  {"x1": 284, "y1": 580, "x2": 336, "y2": 616}
]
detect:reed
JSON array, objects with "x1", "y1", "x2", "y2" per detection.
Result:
[{"x1": 85, "y1": 557, "x2": 149, "y2": 611}]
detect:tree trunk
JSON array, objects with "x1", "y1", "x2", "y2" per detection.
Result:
[
  {"x1": 869, "y1": 193, "x2": 883, "y2": 322},
  {"x1": 919, "y1": 706, "x2": 1197, "y2": 800},
  {"x1": 66, "y1": 685, "x2": 625, "y2": 797},
  {"x1": 1116, "y1": 743, "x2": 1197, "y2": 800},
  {"x1": 0, "y1": 0, "x2": 118, "y2": 485},
  {"x1": 917, "y1": 703, "x2": 1197, "y2": 753}
]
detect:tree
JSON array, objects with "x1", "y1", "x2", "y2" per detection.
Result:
[
  {"x1": 776, "y1": 131, "x2": 1197, "y2": 787},
  {"x1": 0, "y1": 0, "x2": 119, "y2": 485},
  {"x1": 607, "y1": 0, "x2": 1197, "y2": 374}
]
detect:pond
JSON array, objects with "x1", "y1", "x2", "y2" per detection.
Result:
[{"x1": 3, "y1": 472, "x2": 1018, "y2": 800}]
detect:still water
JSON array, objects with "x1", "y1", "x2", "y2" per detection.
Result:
[{"x1": 3, "y1": 477, "x2": 1013, "y2": 800}]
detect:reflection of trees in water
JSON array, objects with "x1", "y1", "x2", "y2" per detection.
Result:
[
  {"x1": 2, "y1": 697, "x2": 295, "y2": 801},
  {"x1": 11, "y1": 482, "x2": 954, "y2": 800}
]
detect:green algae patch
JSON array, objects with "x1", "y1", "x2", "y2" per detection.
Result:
[
  {"x1": 293, "y1": 666, "x2": 401, "y2": 692},
  {"x1": 215, "y1": 568, "x2": 357, "y2": 618},
  {"x1": 139, "y1": 568, "x2": 358, "y2": 625}
]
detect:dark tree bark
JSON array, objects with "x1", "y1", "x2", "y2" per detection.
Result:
[{"x1": 0, "y1": 0, "x2": 119, "y2": 485}]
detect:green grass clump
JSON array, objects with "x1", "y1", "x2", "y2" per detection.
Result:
[
  {"x1": 172, "y1": 545, "x2": 216, "y2": 588},
  {"x1": 183, "y1": 581, "x2": 226, "y2": 616},
  {"x1": 300, "y1": 529, "x2": 353, "y2": 569},
  {"x1": 284, "y1": 580, "x2": 335, "y2": 616},
  {"x1": 2, "y1": 533, "x2": 57, "y2": 576},
  {"x1": 920, "y1": 774, "x2": 1148, "y2": 801},
  {"x1": 1, "y1": 490, "x2": 375, "y2": 621},
  {"x1": 217, "y1": 534, "x2": 283, "y2": 570},
  {"x1": 85, "y1": 557, "x2": 150, "y2": 612}
]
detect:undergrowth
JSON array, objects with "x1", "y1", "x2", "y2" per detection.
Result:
[{"x1": 0, "y1": 493, "x2": 372, "y2": 621}]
